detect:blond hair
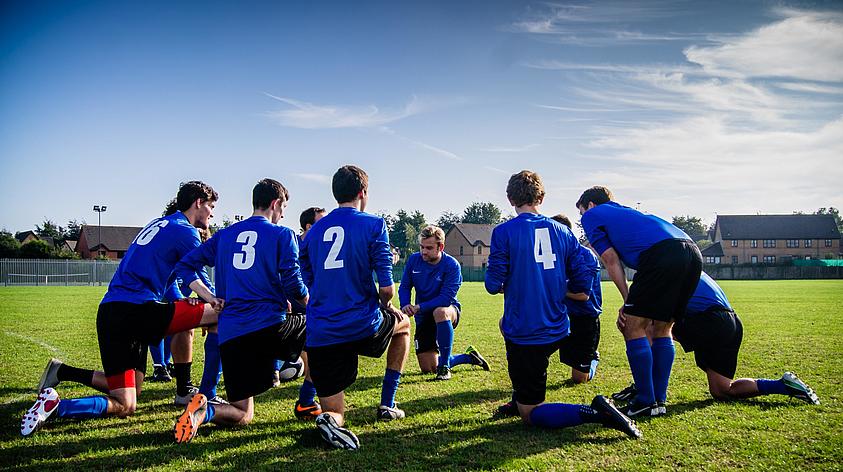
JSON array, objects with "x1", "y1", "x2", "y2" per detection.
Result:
[{"x1": 418, "y1": 225, "x2": 445, "y2": 245}]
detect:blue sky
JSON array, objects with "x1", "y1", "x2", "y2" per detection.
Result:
[{"x1": 2, "y1": 0, "x2": 842, "y2": 234}]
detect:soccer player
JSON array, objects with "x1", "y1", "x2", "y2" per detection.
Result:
[
  {"x1": 301, "y1": 165, "x2": 411, "y2": 450},
  {"x1": 551, "y1": 214, "x2": 602, "y2": 384},
  {"x1": 172, "y1": 178, "x2": 309, "y2": 443},
  {"x1": 399, "y1": 225, "x2": 490, "y2": 380},
  {"x1": 577, "y1": 186, "x2": 702, "y2": 417},
  {"x1": 21, "y1": 181, "x2": 223, "y2": 437},
  {"x1": 486, "y1": 171, "x2": 640, "y2": 439},
  {"x1": 612, "y1": 273, "x2": 820, "y2": 406}
]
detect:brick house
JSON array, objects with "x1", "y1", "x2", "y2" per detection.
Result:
[
  {"x1": 77, "y1": 225, "x2": 142, "y2": 259},
  {"x1": 709, "y1": 214, "x2": 841, "y2": 264},
  {"x1": 444, "y1": 223, "x2": 495, "y2": 269}
]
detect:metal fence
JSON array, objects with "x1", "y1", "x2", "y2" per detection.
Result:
[{"x1": 1, "y1": 259, "x2": 122, "y2": 286}]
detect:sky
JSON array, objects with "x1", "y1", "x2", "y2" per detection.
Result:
[{"x1": 1, "y1": 0, "x2": 842, "y2": 235}]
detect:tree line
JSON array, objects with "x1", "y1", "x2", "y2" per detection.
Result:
[{"x1": 0, "y1": 219, "x2": 84, "y2": 259}]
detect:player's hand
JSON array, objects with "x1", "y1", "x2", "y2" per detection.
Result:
[
  {"x1": 183, "y1": 297, "x2": 201, "y2": 306},
  {"x1": 401, "y1": 304, "x2": 414, "y2": 316},
  {"x1": 201, "y1": 326, "x2": 208, "y2": 336},
  {"x1": 616, "y1": 307, "x2": 627, "y2": 331},
  {"x1": 210, "y1": 297, "x2": 225, "y2": 312}
]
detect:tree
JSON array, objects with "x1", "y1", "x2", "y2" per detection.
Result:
[
  {"x1": 816, "y1": 207, "x2": 842, "y2": 233},
  {"x1": 36, "y1": 219, "x2": 64, "y2": 241},
  {"x1": 0, "y1": 231, "x2": 21, "y2": 258},
  {"x1": 672, "y1": 215, "x2": 708, "y2": 241},
  {"x1": 436, "y1": 211, "x2": 462, "y2": 232},
  {"x1": 462, "y1": 202, "x2": 502, "y2": 225},
  {"x1": 20, "y1": 240, "x2": 55, "y2": 259},
  {"x1": 387, "y1": 209, "x2": 427, "y2": 261},
  {"x1": 65, "y1": 219, "x2": 84, "y2": 240}
]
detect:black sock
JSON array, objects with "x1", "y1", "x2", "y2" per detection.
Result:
[
  {"x1": 173, "y1": 362, "x2": 192, "y2": 395},
  {"x1": 57, "y1": 364, "x2": 95, "y2": 387}
]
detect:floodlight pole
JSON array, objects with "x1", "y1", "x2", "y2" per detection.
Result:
[{"x1": 93, "y1": 205, "x2": 107, "y2": 258}]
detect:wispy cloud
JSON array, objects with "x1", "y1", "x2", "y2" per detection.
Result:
[
  {"x1": 293, "y1": 173, "x2": 330, "y2": 184},
  {"x1": 483, "y1": 166, "x2": 510, "y2": 175},
  {"x1": 378, "y1": 126, "x2": 461, "y2": 161},
  {"x1": 480, "y1": 144, "x2": 540, "y2": 153},
  {"x1": 264, "y1": 93, "x2": 424, "y2": 129}
]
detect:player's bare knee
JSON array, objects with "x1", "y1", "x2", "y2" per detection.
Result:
[
  {"x1": 571, "y1": 372, "x2": 589, "y2": 384},
  {"x1": 236, "y1": 410, "x2": 254, "y2": 426},
  {"x1": 113, "y1": 401, "x2": 136, "y2": 418},
  {"x1": 432, "y1": 307, "x2": 448, "y2": 323},
  {"x1": 393, "y1": 318, "x2": 411, "y2": 336}
]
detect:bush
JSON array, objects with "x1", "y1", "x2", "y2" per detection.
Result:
[{"x1": 19, "y1": 240, "x2": 55, "y2": 259}]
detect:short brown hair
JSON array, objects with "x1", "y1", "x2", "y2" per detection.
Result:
[
  {"x1": 576, "y1": 186, "x2": 613, "y2": 209},
  {"x1": 300, "y1": 206, "x2": 326, "y2": 231},
  {"x1": 253, "y1": 178, "x2": 289, "y2": 210},
  {"x1": 551, "y1": 214, "x2": 572, "y2": 229},
  {"x1": 506, "y1": 170, "x2": 545, "y2": 207},
  {"x1": 176, "y1": 181, "x2": 218, "y2": 212},
  {"x1": 418, "y1": 225, "x2": 445, "y2": 245},
  {"x1": 332, "y1": 165, "x2": 368, "y2": 203}
]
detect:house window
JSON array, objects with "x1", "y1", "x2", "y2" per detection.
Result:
[
  {"x1": 763, "y1": 239, "x2": 776, "y2": 248},
  {"x1": 805, "y1": 239, "x2": 812, "y2": 248},
  {"x1": 763, "y1": 255, "x2": 776, "y2": 263},
  {"x1": 459, "y1": 246, "x2": 463, "y2": 256},
  {"x1": 705, "y1": 256, "x2": 715, "y2": 264},
  {"x1": 786, "y1": 239, "x2": 799, "y2": 248},
  {"x1": 731, "y1": 256, "x2": 738, "y2": 264},
  {"x1": 751, "y1": 255, "x2": 758, "y2": 264},
  {"x1": 825, "y1": 239, "x2": 833, "y2": 247},
  {"x1": 750, "y1": 240, "x2": 757, "y2": 248},
  {"x1": 731, "y1": 240, "x2": 738, "y2": 247},
  {"x1": 477, "y1": 245, "x2": 482, "y2": 255}
]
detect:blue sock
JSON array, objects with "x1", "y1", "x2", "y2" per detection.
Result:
[
  {"x1": 164, "y1": 336, "x2": 172, "y2": 365},
  {"x1": 626, "y1": 337, "x2": 655, "y2": 405},
  {"x1": 756, "y1": 379, "x2": 789, "y2": 395},
  {"x1": 149, "y1": 340, "x2": 165, "y2": 366},
  {"x1": 528, "y1": 403, "x2": 586, "y2": 428},
  {"x1": 449, "y1": 353, "x2": 473, "y2": 367},
  {"x1": 274, "y1": 359, "x2": 283, "y2": 371},
  {"x1": 56, "y1": 396, "x2": 108, "y2": 419},
  {"x1": 203, "y1": 403, "x2": 215, "y2": 424},
  {"x1": 436, "y1": 320, "x2": 454, "y2": 369},
  {"x1": 588, "y1": 358, "x2": 599, "y2": 380},
  {"x1": 380, "y1": 368, "x2": 401, "y2": 408},
  {"x1": 651, "y1": 337, "x2": 675, "y2": 403},
  {"x1": 199, "y1": 332, "x2": 221, "y2": 398},
  {"x1": 298, "y1": 379, "x2": 317, "y2": 406}
]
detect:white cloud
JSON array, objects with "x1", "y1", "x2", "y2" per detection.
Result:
[
  {"x1": 264, "y1": 93, "x2": 424, "y2": 129},
  {"x1": 684, "y1": 12, "x2": 843, "y2": 82},
  {"x1": 293, "y1": 173, "x2": 330, "y2": 184},
  {"x1": 480, "y1": 144, "x2": 540, "y2": 153},
  {"x1": 483, "y1": 166, "x2": 510, "y2": 175}
]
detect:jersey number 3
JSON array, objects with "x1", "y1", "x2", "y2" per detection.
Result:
[
  {"x1": 534, "y1": 228, "x2": 557, "y2": 270},
  {"x1": 324, "y1": 226, "x2": 345, "y2": 270},
  {"x1": 233, "y1": 231, "x2": 258, "y2": 270}
]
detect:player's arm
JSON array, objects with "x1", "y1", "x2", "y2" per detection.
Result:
[
  {"x1": 371, "y1": 219, "x2": 400, "y2": 314},
  {"x1": 299, "y1": 233, "x2": 314, "y2": 288},
  {"x1": 484, "y1": 227, "x2": 508, "y2": 294},
  {"x1": 398, "y1": 260, "x2": 416, "y2": 315},
  {"x1": 176, "y1": 234, "x2": 224, "y2": 310},
  {"x1": 598, "y1": 247, "x2": 628, "y2": 302},
  {"x1": 278, "y1": 230, "x2": 309, "y2": 307},
  {"x1": 418, "y1": 258, "x2": 462, "y2": 313},
  {"x1": 566, "y1": 292, "x2": 589, "y2": 301}
]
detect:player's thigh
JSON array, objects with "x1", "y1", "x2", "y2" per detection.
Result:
[
  {"x1": 505, "y1": 340, "x2": 556, "y2": 406},
  {"x1": 219, "y1": 328, "x2": 278, "y2": 403},
  {"x1": 432, "y1": 305, "x2": 458, "y2": 324},
  {"x1": 273, "y1": 314, "x2": 307, "y2": 363},
  {"x1": 414, "y1": 314, "x2": 438, "y2": 354},
  {"x1": 307, "y1": 342, "x2": 359, "y2": 399}
]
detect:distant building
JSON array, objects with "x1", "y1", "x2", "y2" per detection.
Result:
[
  {"x1": 15, "y1": 231, "x2": 39, "y2": 245},
  {"x1": 77, "y1": 225, "x2": 142, "y2": 259},
  {"x1": 444, "y1": 223, "x2": 495, "y2": 269},
  {"x1": 710, "y1": 214, "x2": 841, "y2": 264}
]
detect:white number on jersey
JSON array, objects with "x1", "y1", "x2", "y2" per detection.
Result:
[
  {"x1": 323, "y1": 226, "x2": 345, "y2": 270},
  {"x1": 534, "y1": 227, "x2": 557, "y2": 270},
  {"x1": 233, "y1": 231, "x2": 258, "y2": 270},
  {"x1": 135, "y1": 220, "x2": 169, "y2": 246}
]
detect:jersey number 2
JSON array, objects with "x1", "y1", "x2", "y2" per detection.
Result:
[
  {"x1": 534, "y1": 228, "x2": 557, "y2": 270},
  {"x1": 233, "y1": 231, "x2": 258, "y2": 270},
  {"x1": 324, "y1": 226, "x2": 345, "y2": 269}
]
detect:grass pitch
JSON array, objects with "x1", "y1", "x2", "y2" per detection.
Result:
[{"x1": 1, "y1": 281, "x2": 842, "y2": 471}]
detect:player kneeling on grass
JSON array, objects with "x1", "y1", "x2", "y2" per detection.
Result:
[
  {"x1": 399, "y1": 225, "x2": 490, "y2": 381},
  {"x1": 486, "y1": 171, "x2": 640, "y2": 439},
  {"x1": 22, "y1": 181, "x2": 222, "y2": 437},
  {"x1": 612, "y1": 272, "x2": 820, "y2": 408},
  {"x1": 172, "y1": 178, "x2": 311, "y2": 443},
  {"x1": 300, "y1": 165, "x2": 411, "y2": 450}
]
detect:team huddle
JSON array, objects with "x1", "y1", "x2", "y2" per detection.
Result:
[{"x1": 20, "y1": 167, "x2": 819, "y2": 449}]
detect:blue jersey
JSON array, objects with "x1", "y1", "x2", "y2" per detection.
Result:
[
  {"x1": 162, "y1": 269, "x2": 214, "y2": 302},
  {"x1": 175, "y1": 216, "x2": 307, "y2": 344},
  {"x1": 102, "y1": 212, "x2": 201, "y2": 305},
  {"x1": 289, "y1": 234, "x2": 308, "y2": 314},
  {"x1": 398, "y1": 252, "x2": 462, "y2": 319},
  {"x1": 301, "y1": 207, "x2": 393, "y2": 347},
  {"x1": 580, "y1": 202, "x2": 690, "y2": 270},
  {"x1": 685, "y1": 272, "x2": 732, "y2": 315},
  {"x1": 563, "y1": 245, "x2": 603, "y2": 318},
  {"x1": 485, "y1": 213, "x2": 590, "y2": 345}
]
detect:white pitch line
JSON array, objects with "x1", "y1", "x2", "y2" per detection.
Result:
[{"x1": 4, "y1": 331, "x2": 64, "y2": 357}]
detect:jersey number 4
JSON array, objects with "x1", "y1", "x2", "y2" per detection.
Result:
[
  {"x1": 534, "y1": 228, "x2": 557, "y2": 270},
  {"x1": 324, "y1": 226, "x2": 345, "y2": 270},
  {"x1": 233, "y1": 231, "x2": 258, "y2": 270}
]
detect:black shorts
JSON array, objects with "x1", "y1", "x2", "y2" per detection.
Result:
[
  {"x1": 624, "y1": 239, "x2": 702, "y2": 322},
  {"x1": 505, "y1": 337, "x2": 565, "y2": 406},
  {"x1": 414, "y1": 306, "x2": 461, "y2": 353},
  {"x1": 97, "y1": 301, "x2": 175, "y2": 377},
  {"x1": 219, "y1": 315, "x2": 306, "y2": 402},
  {"x1": 672, "y1": 308, "x2": 743, "y2": 379},
  {"x1": 307, "y1": 309, "x2": 400, "y2": 398},
  {"x1": 559, "y1": 316, "x2": 600, "y2": 373}
]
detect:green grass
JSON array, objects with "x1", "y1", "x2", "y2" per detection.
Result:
[{"x1": 1, "y1": 281, "x2": 842, "y2": 471}]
